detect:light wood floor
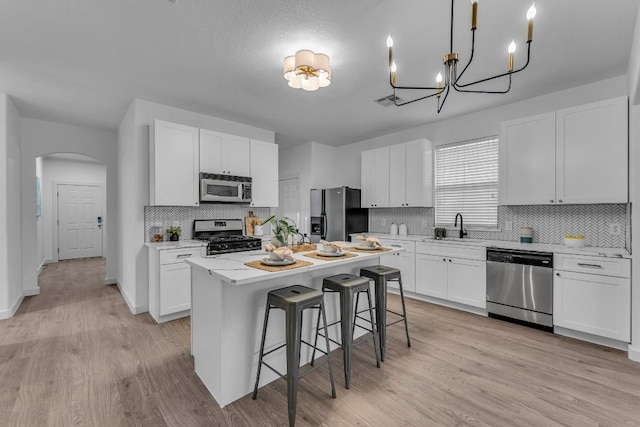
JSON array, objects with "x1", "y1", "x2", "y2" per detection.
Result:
[{"x1": 1, "y1": 258, "x2": 639, "y2": 426}]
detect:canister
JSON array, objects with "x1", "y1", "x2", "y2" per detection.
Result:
[{"x1": 520, "y1": 226, "x2": 533, "y2": 243}]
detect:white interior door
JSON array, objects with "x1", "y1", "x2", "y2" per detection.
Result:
[
  {"x1": 58, "y1": 184, "x2": 103, "y2": 260},
  {"x1": 278, "y1": 177, "x2": 300, "y2": 228}
]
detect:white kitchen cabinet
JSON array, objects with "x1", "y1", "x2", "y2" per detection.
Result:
[
  {"x1": 553, "y1": 253, "x2": 630, "y2": 342},
  {"x1": 556, "y1": 96, "x2": 628, "y2": 204},
  {"x1": 499, "y1": 96, "x2": 628, "y2": 205},
  {"x1": 361, "y1": 147, "x2": 389, "y2": 208},
  {"x1": 150, "y1": 120, "x2": 200, "y2": 206},
  {"x1": 414, "y1": 242, "x2": 486, "y2": 309},
  {"x1": 499, "y1": 112, "x2": 556, "y2": 205},
  {"x1": 389, "y1": 139, "x2": 434, "y2": 208},
  {"x1": 199, "y1": 128, "x2": 250, "y2": 176},
  {"x1": 380, "y1": 239, "x2": 415, "y2": 292},
  {"x1": 148, "y1": 245, "x2": 205, "y2": 323},
  {"x1": 249, "y1": 139, "x2": 279, "y2": 207}
]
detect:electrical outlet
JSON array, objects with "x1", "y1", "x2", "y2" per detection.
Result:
[
  {"x1": 504, "y1": 220, "x2": 513, "y2": 231},
  {"x1": 381, "y1": 218, "x2": 387, "y2": 226},
  {"x1": 609, "y1": 222, "x2": 622, "y2": 236},
  {"x1": 421, "y1": 220, "x2": 428, "y2": 228}
]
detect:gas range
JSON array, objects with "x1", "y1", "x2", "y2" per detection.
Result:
[{"x1": 193, "y1": 219, "x2": 262, "y2": 255}]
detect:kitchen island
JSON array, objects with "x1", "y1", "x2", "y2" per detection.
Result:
[{"x1": 185, "y1": 245, "x2": 402, "y2": 407}]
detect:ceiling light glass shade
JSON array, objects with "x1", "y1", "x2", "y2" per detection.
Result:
[{"x1": 283, "y1": 50, "x2": 331, "y2": 91}]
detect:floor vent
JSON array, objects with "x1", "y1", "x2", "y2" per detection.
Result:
[{"x1": 374, "y1": 94, "x2": 403, "y2": 107}]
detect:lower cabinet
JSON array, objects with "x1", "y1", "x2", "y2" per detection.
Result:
[
  {"x1": 414, "y1": 242, "x2": 486, "y2": 309},
  {"x1": 380, "y1": 239, "x2": 415, "y2": 292},
  {"x1": 148, "y1": 246, "x2": 205, "y2": 323},
  {"x1": 554, "y1": 270, "x2": 630, "y2": 342}
]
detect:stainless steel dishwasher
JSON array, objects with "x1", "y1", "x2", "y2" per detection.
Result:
[{"x1": 486, "y1": 248, "x2": 553, "y2": 329}]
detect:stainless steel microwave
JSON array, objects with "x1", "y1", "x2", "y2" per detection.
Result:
[{"x1": 200, "y1": 173, "x2": 252, "y2": 203}]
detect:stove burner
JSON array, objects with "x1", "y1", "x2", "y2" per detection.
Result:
[{"x1": 193, "y1": 219, "x2": 262, "y2": 255}]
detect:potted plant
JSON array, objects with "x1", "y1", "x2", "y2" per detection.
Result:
[
  {"x1": 166, "y1": 226, "x2": 182, "y2": 242},
  {"x1": 261, "y1": 215, "x2": 298, "y2": 247}
]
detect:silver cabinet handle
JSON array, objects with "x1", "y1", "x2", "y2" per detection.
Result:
[
  {"x1": 577, "y1": 263, "x2": 602, "y2": 269},
  {"x1": 390, "y1": 244, "x2": 401, "y2": 248},
  {"x1": 177, "y1": 253, "x2": 193, "y2": 259},
  {"x1": 550, "y1": 199, "x2": 554, "y2": 203}
]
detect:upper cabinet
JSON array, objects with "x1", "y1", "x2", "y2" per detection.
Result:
[
  {"x1": 361, "y1": 147, "x2": 390, "y2": 208},
  {"x1": 389, "y1": 139, "x2": 433, "y2": 207},
  {"x1": 363, "y1": 139, "x2": 433, "y2": 208},
  {"x1": 199, "y1": 129, "x2": 250, "y2": 176},
  {"x1": 250, "y1": 140, "x2": 279, "y2": 207},
  {"x1": 499, "y1": 96, "x2": 628, "y2": 205},
  {"x1": 150, "y1": 120, "x2": 200, "y2": 206}
]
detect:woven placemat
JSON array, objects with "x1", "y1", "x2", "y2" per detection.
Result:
[
  {"x1": 304, "y1": 251, "x2": 358, "y2": 261},
  {"x1": 344, "y1": 246, "x2": 392, "y2": 253},
  {"x1": 244, "y1": 259, "x2": 314, "y2": 272}
]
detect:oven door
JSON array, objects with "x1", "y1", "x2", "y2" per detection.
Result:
[{"x1": 200, "y1": 179, "x2": 244, "y2": 202}]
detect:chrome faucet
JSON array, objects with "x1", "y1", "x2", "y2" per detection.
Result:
[{"x1": 454, "y1": 213, "x2": 467, "y2": 239}]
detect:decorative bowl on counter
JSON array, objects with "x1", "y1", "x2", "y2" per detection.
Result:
[{"x1": 564, "y1": 235, "x2": 586, "y2": 248}]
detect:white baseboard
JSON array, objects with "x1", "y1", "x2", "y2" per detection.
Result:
[
  {"x1": 629, "y1": 345, "x2": 640, "y2": 362},
  {"x1": 115, "y1": 281, "x2": 148, "y2": 315},
  {"x1": 23, "y1": 287, "x2": 40, "y2": 297},
  {"x1": 0, "y1": 294, "x2": 25, "y2": 319},
  {"x1": 37, "y1": 259, "x2": 56, "y2": 275},
  {"x1": 104, "y1": 277, "x2": 117, "y2": 285},
  {"x1": 392, "y1": 289, "x2": 488, "y2": 317},
  {"x1": 554, "y1": 326, "x2": 629, "y2": 351}
]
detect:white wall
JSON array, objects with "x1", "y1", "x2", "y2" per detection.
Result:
[
  {"x1": 20, "y1": 118, "x2": 118, "y2": 296},
  {"x1": 117, "y1": 99, "x2": 275, "y2": 314},
  {"x1": 0, "y1": 93, "x2": 23, "y2": 319},
  {"x1": 628, "y1": 7, "x2": 640, "y2": 106},
  {"x1": 42, "y1": 158, "x2": 107, "y2": 262},
  {"x1": 629, "y1": 104, "x2": 640, "y2": 362}
]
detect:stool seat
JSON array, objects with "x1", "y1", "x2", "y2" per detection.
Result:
[
  {"x1": 359, "y1": 265, "x2": 411, "y2": 362},
  {"x1": 312, "y1": 273, "x2": 380, "y2": 389},
  {"x1": 253, "y1": 285, "x2": 336, "y2": 427}
]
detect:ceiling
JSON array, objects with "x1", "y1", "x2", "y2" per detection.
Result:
[{"x1": 1, "y1": 0, "x2": 638, "y2": 148}]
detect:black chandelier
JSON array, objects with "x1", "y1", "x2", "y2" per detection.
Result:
[{"x1": 387, "y1": 0, "x2": 536, "y2": 113}]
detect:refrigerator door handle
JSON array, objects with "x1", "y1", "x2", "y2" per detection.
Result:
[{"x1": 321, "y1": 214, "x2": 327, "y2": 240}]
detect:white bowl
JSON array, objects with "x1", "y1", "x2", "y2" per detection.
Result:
[{"x1": 564, "y1": 237, "x2": 586, "y2": 248}]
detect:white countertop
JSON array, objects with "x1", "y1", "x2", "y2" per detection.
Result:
[
  {"x1": 145, "y1": 239, "x2": 207, "y2": 250},
  {"x1": 354, "y1": 233, "x2": 630, "y2": 259},
  {"x1": 185, "y1": 245, "x2": 403, "y2": 285}
]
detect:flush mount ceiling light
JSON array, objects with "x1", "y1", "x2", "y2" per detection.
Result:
[
  {"x1": 387, "y1": 0, "x2": 536, "y2": 113},
  {"x1": 284, "y1": 50, "x2": 331, "y2": 91}
]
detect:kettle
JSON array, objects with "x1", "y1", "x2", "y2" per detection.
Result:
[
  {"x1": 399, "y1": 223, "x2": 408, "y2": 235},
  {"x1": 390, "y1": 222, "x2": 398, "y2": 235}
]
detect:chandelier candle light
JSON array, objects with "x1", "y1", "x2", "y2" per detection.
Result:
[
  {"x1": 387, "y1": 0, "x2": 536, "y2": 113},
  {"x1": 284, "y1": 50, "x2": 331, "y2": 91}
]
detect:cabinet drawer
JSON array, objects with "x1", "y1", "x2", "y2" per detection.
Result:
[
  {"x1": 159, "y1": 248, "x2": 203, "y2": 265},
  {"x1": 416, "y1": 242, "x2": 485, "y2": 260},
  {"x1": 553, "y1": 254, "x2": 630, "y2": 278},
  {"x1": 380, "y1": 239, "x2": 415, "y2": 254}
]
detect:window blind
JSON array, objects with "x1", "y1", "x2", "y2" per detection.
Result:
[{"x1": 434, "y1": 136, "x2": 499, "y2": 228}]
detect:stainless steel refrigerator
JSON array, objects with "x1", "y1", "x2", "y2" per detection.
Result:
[{"x1": 310, "y1": 187, "x2": 368, "y2": 242}]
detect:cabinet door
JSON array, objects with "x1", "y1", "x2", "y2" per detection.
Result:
[
  {"x1": 447, "y1": 258, "x2": 486, "y2": 308},
  {"x1": 199, "y1": 129, "x2": 224, "y2": 174},
  {"x1": 389, "y1": 143, "x2": 406, "y2": 207},
  {"x1": 556, "y1": 96, "x2": 628, "y2": 204},
  {"x1": 159, "y1": 263, "x2": 192, "y2": 316},
  {"x1": 415, "y1": 253, "x2": 448, "y2": 299},
  {"x1": 222, "y1": 134, "x2": 250, "y2": 176},
  {"x1": 499, "y1": 112, "x2": 556, "y2": 205},
  {"x1": 553, "y1": 271, "x2": 630, "y2": 342},
  {"x1": 405, "y1": 139, "x2": 433, "y2": 207},
  {"x1": 361, "y1": 149, "x2": 376, "y2": 207},
  {"x1": 250, "y1": 140, "x2": 279, "y2": 207},
  {"x1": 151, "y1": 120, "x2": 199, "y2": 206},
  {"x1": 381, "y1": 240, "x2": 416, "y2": 292},
  {"x1": 373, "y1": 147, "x2": 390, "y2": 207}
]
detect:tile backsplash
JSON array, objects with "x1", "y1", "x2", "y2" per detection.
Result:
[
  {"x1": 368, "y1": 204, "x2": 628, "y2": 248},
  {"x1": 144, "y1": 205, "x2": 271, "y2": 242}
]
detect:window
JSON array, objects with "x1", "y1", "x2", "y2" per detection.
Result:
[{"x1": 434, "y1": 136, "x2": 499, "y2": 228}]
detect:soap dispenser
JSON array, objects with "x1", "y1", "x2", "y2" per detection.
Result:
[{"x1": 390, "y1": 222, "x2": 398, "y2": 235}]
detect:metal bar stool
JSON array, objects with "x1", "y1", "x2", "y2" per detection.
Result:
[
  {"x1": 310, "y1": 273, "x2": 380, "y2": 389},
  {"x1": 358, "y1": 265, "x2": 411, "y2": 361},
  {"x1": 253, "y1": 285, "x2": 336, "y2": 427}
]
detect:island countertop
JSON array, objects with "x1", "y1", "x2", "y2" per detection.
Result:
[{"x1": 185, "y1": 245, "x2": 403, "y2": 285}]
